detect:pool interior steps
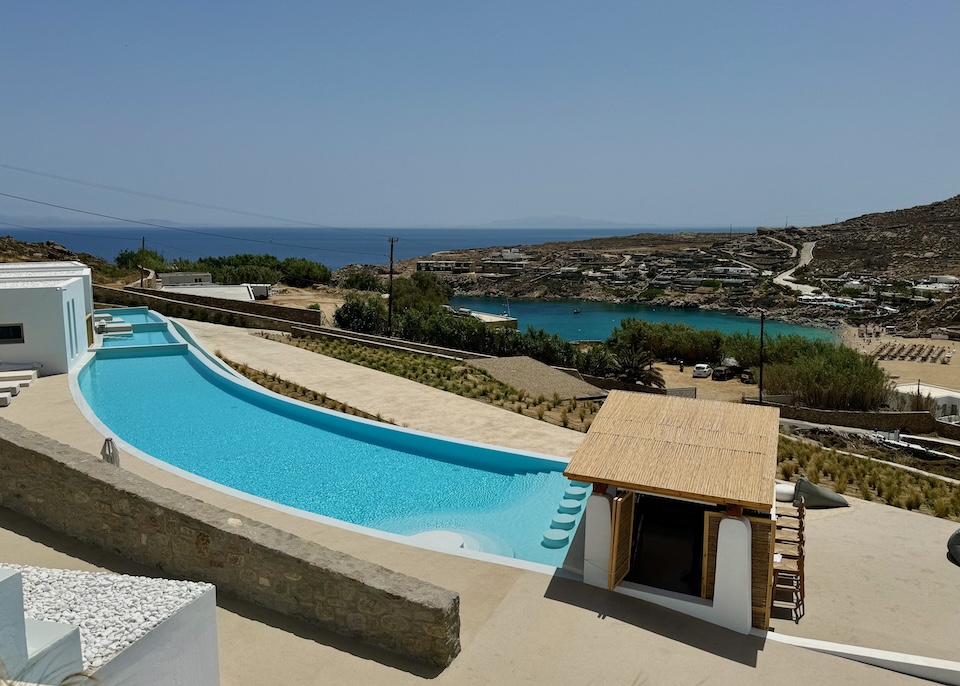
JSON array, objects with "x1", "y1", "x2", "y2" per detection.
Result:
[
  {"x1": 541, "y1": 482, "x2": 589, "y2": 549},
  {"x1": 0, "y1": 569, "x2": 83, "y2": 685}
]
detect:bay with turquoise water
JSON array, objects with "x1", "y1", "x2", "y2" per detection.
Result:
[{"x1": 449, "y1": 296, "x2": 836, "y2": 342}]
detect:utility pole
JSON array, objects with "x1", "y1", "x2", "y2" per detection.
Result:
[
  {"x1": 140, "y1": 236, "x2": 145, "y2": 287},
  {"x1": 387, "y1": 237, "x2": 398, "y2": 336},
  {"x1": 758, "y1": 311, "x2": 765, "y2": 404}
]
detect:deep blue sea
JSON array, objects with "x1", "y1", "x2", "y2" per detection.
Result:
[
  {"x1": 3, "y1": 225, "x2": 738, "y2": 271},
  {"x1": 449, "y1": 296, "x2": 836, "y2": 342}
]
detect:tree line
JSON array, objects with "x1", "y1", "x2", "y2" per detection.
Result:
[{"x1": 115, "y1": 249, "x2": 331, "y2": 288}]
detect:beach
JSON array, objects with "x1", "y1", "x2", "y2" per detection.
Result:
[{"x1": 842, "y1": 326, "x2": 960, "y2": 392}]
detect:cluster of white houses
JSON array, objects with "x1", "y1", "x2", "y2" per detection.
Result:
[{"x1": 417, "y1": 247, "x2": 764, "y2": 290}]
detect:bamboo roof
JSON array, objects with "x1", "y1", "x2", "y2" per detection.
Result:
[{"x1": 564, "y1": 391, "x2": 779, "y2": 510}]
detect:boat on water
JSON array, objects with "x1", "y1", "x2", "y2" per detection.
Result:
[{"x1": 573, "y1": 308, "x2": 581, "y2": 315}]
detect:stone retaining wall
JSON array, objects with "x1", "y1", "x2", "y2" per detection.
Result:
[
  {"x1": 125, "y1": 285, "x2": 328, "y2": 327},
  {"x1": 752, "y1": 402, "x2": 938, "y2": 434},
  {"x1": 93, "y1": 286, "x2": 293, "y2": 332},
  {"x1": 0, "y1": 419, "x2": 461, "y2": 666}
]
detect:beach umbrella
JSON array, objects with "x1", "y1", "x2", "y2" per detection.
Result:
[{"x1": 100, "y1": 437, "x2": 120, "y2": 466}]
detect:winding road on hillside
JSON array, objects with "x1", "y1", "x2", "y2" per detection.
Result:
[{"x1": 773, "y1": 240, "x2": 818, "y2": 295}]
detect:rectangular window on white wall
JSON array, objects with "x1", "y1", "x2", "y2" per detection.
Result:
[{"x1": 0, "y1": 323, "x2": 25, "y2": 344}]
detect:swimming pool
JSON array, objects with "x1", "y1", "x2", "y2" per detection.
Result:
[
  {"x1": 78, "y1": 309, "x2": 584, "y2": 567},
  {"x1": 101, "y1": 329, "x2": 178, "y2": 347},
  {"x1": 97, "y1": 307, "x2": 164, "y2": 324}
]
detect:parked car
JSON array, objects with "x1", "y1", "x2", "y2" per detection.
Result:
[
  {"x1": 711, "y1": 366, "x2": 736, "y2": 381},
  {"x1": 692, "y1": 363, "x2": 713, "y2": 378},
  {"x1": 740, "y1": 370, "x2": 756, "y2": 384}
]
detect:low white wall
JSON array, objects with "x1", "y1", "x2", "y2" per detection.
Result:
[
  {"x1": 92, "y1": 587, "x2": 220, "y2": 686},
  {"x1": 0, "y1": 569, "x2": 28, "y2": 678}
]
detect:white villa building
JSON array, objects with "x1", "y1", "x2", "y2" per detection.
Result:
[{"x1": 0, "y1": 261, "x2": 93, "y2": 376}]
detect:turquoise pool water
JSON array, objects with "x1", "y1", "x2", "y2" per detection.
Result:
[
  {"x1": 79, "y1": 335, "x2": 582, "y2": 566},
  {"x1": 98, "y1": 307, "x2": 164, "y2": 324},
  {"x1": 101, "y1": 330, "x2": 178, "y2": 347}
]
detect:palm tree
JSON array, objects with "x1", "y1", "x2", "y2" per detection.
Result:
[
  {"x1": 607, "y1": 319, "x2": 665, "y2": 388},
  {"x1": 612, "y1": 345, "x2": 665, "y2": 388}
]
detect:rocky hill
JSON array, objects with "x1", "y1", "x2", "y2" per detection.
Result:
[
  {"x1": 784, "y1": 195, "x2": 960, "y2": 280},
  {"x1": 0, "y1": 235, "x2": 122, "y2": 283}
]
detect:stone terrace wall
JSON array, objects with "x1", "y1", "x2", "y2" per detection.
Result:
[
  {"x1": 0, "y1": 420, "x2": 461, "y2": 666},
  {"x1": 94, "y1": 285, "x2": 295, "y2": 332},
  {"x1": 753, "y1": 402, "x2": 938, "y2": 434},
  {"x1": 125, "y1": 285, "x2": 328, "y2": 327}
]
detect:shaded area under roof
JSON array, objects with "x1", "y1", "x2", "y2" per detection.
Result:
[{"x1": 563, "y1": 391, "x2": 779, "y2": 510}]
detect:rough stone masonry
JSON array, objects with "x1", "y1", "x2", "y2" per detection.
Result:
[{"x1": 0, "y1": 418, "x2": 461, "y2": 667}]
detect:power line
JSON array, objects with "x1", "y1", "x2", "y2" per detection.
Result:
[
  {"x1": 0, "y1": 160, "x2": 394, "y2": 239},
  {"x1": 0, "y1": 191, "x2": 388, "y2": 259}
]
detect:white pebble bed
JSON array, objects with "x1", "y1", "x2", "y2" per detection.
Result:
[{"x1": 1, "y1": 564, "x2": 212, "y2": 671}]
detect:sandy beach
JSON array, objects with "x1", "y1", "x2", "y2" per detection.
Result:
[{"x1": 842, "y1": 326, "x2": 960, "y2": 391}]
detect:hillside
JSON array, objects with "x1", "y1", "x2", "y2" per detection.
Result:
[
  {"x1": 0, "y1": 235, "x2": 128, "y2": 284},
  {"x1": 786, "y1": 195, "x2": 960, "y2": 280}
]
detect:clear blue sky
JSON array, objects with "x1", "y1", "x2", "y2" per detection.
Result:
[{"x1": 1, "y1": 1, "x2": 957, "y2": 229}]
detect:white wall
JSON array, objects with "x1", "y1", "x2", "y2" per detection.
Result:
[
  {"x1": 0, "y1": 286, "x2": 68, "y2": 375},
  {"x1": 0, "y1": 263, "x2": 92, "y2": 315},
  {"x1": 60, "y1": 278, "x2": 89, "y2": 372},
  {"x1": 92, "y1": 588, "x2": 220, "y2": 686},
  {"x1": 583, "y1": 492, "x2": 756, "y2": 634}
]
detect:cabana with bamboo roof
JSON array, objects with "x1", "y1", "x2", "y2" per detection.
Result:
[{"x1": 564, "y1": 391, "x2": 780, "y2": 634}]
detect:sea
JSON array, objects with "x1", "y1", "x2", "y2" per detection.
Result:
[
  {"x1": 3, "y1": 225, "x2": 737, "y2": 271},
  {"x1": 5, "y1": 224, "x2": 831, "y2": 340}
]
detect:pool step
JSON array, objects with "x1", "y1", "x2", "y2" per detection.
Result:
[{"x1": 541, "y1": 481, "x2": 590, "y2": 550}]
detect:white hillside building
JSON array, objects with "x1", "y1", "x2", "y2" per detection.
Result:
[{"x1": 0, "y1": 261, "x2": 93, "y2": 376}]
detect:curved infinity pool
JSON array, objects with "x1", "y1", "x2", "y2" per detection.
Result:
[{"x1": 78, "y1": 310, "x2": 584, "y2": 567}]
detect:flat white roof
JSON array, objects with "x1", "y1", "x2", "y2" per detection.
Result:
[
  {"x1": 0, "y1": 261, "x2": 87, "y2": 273},
  {"x1": 895, "y1": 381, "x2": 960, "y2": 399},
  {"x1": 162, "y1": 284, "x2": 254, "y2": 301},
  {"x1": 0, "y1": 269, "x2": 90, "y2": 280},
  {"x1": 0, "y1": 276, "x2": 81, "y2": 290}
]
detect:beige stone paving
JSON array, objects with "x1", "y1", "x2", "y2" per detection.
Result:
[
  {"x1": 768, "y1": 497, "x2": 960, "y2": 661},
  {"x1": 179, "y1": 319, "x2": 585, "y2": 457},
  {"x1": 0, "y1": 320, "x2": 952, "y2": 684},
  {"x1": 0, "y1": 507, "x2": 926, "y2": 686}
]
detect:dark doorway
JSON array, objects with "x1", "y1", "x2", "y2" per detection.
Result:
[{"x1": 624, "y1": 494, "x2": 714, "y2": 596}]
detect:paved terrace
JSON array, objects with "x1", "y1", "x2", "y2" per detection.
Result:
[{"x1": 0, "y1": 320, "x2": 955, "y2": 683}]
